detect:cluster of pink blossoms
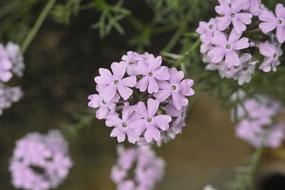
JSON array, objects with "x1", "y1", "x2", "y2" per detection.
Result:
[
  {"x1": 196, "y1": 0, "x2": 285, "y2": 85},
  {"x1": 10, "y1": 130, "x2": 73, "y2": 190},
  {"x1": 0, "y1": 42, "x2": 24, "y2": 115},
  {"x1": 233, "y1": 92, "x2": 285, "y2": 148},
  {"x1": 111, "y1": 145, "x2": 165, "y2": 190},
  {"x1": 88, "y1": 51, "x2": 194, "y2": 145}
]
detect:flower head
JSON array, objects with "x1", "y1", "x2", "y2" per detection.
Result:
[
  {"x1": 10, "y1": 130, "x2": 73, "y2": 190},
  {"x1": 88, "y1": 52, "x2": 195, "y2": 145}
]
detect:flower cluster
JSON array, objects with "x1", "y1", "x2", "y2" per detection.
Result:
[
  {"x1": 10, "y1": 130, "x2": 73, "y2": 190},
  {"x1": 111, "y1": 145, "x2": 165, "y2": 190},
  {"x1": 0, "y1": 42, "x2": 24, "y2": 115},
  {"x1": 233, "y1": 94, "x2": 285, "y2": 148},
  {"x1": 88, "y1": 51, "x2": 194, "y2": 145},
  {"x1": 196, "y1": 0, "x2": 285, "y2": 85}
]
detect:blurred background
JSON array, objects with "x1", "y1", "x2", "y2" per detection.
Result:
[{"x1": 1, "y1": 0, "x2": 285, "y2": 189}]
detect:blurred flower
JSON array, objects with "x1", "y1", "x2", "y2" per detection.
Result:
[
  {"x1": 88, "y1": 52, "x2": 194, "y2": 145},
  {"x1": 203, "y1": 185, "x2": 217, "y2": 190},
  {"x1": 234, "y1": 95, "x2": 285, "y2": 148},
  {"x1": 111, "y1": 145, "x2": 165, "y2": 190},
  {"x1": 0, "y1": 42, "x2": 24, "y2": 82},
  {"x1": 0, "y1": 84, "x2": 22, "y2": 115},
  {"x1": 10, "y1": 130, "x2": 73, "y2": 190}
]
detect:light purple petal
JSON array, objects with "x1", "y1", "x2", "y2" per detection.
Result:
[
  {"x1": 144, "y1": 126, "x2": 161, "y2": 143},
  {"x1": 276, "y1": 26, "x2": 285, "y2": 43},
  {"x1": 154, "y1": 115, "x2": 171, "y2": 130},
  {"x1": 225, "y1": 51, "x2": 240, "y2": 67},
  {"x1": 275, "y1": 3, "x2": 285, "y2": 18},
  {"x1": 147, "y1": 99, "x2": 159, "y2": 117},
  {"x1": 148, "y1": 77, "x2": 159, "y2": 93},
  {"x1": 100, "y1": 85, "x2": 117, "y2": 102},
  {"x1": 207, "y1": 47, "x2": 225, "y2": 63},
  {"x1": 234, "y1": 37, "x2": 249, "y2": 50},
  {"x1": 154, "y1": 66, "x2": 169, "y2": 81},
  {"x1": 121, "y1": 76, "x2": 136, "y2": 87},
  {"x1": 95, "y1": 68, "x2": 113, "y2": 84},
  {"x1": 118, "y1": 85, "x2": 133, "y2": 100},
  {"x1": 137, "y1": 76, "x2": 149, "y2": 92},
  {"x1": 111, "y1": 62, "x2": 127, "y2": 79}
]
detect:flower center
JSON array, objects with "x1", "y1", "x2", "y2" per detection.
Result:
[
  {"x1": 278, "y1": 19, "x2": 283, "y2": 25},
  {"x1": 114, "y1": 80, "x2": 119, "y2": 85},
  {"x1": 226, "y1": 44, "x2": 232, "y2": 49},
  {"x1": 209, "y1": 24, "x2": 214, "y2": 30},
  {"x1": 171, "y1": 85, "x2": 177, "y2": 91},
  {"x1": 122, "y1": 122, "x2": 127, "y2": 128},
  {"x1": 231, "y1": 13, "x2": 235, "y2": 18},
  {"x1": 148, "y1": 72, "x2": 153, "y2": 77},
  {"x1": 147, "y1": 117, "x2": 152, "y2": 123}
]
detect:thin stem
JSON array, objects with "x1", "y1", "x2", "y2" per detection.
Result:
[
  {"x1": 162, "y1": 24, "x2": 185, "y2": 52},
  {"x1": 21, "y1": 0, "x2": 56, "y2": 54}
]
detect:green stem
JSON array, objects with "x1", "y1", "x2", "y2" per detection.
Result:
[
  {"x1": 21, "y1": 0, "x2": 56, "y2": 54},
  {"x1": 251, "y1": 146, "x2": 265, "y2": 176},
  {"x1": 162, "y1": 24, "x2": 185, "y2": 52}
]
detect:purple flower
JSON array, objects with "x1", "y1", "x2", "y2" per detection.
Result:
[
  {"x1": 155, "y1": 68, "x2": 194, "y2": 110},
  {"x1": 207, "y1": 30, "x2": 249, "y2": 67},
  {"x1": 95, "y1": 62, "x2": 136, "y2": 102},
  {"x1": 111, "y1": 145, "x2": 165, "y2": 190},
  {"x1": 10, "y1": 130, "x2": 73, "y2": 190},
  {"x1": 259, "y1": 41, "x2": 282, "y2": 72},
  {"x1": 136, "y1": 55, "x2": 169, "y2": 93},
  {"x1": 215, "y1": 0, "x2": 253, "y2": 33},
  {"x1": 134, "y1": 99, "x2": 172, "y2": 143},
  {"x1": 108, "y1": 108, "x2": 141, "y2": 143},
  {"x1": 88, "y1": 94, "x2": 117, "y2": 119},
  {"x1": 259, "y1": 4, "x2": 285, "y2": 43}
]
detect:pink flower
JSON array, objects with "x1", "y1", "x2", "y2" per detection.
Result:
[
  {"x1": 135, "y1": 99, "x2": 172, "y2": 143},
  {"x1": 215, "y1": 0, "x2": 253, "y2": 33},
  {"x1": 207, "y1": 30, "x2": 249, "y2": 67},
  {"x1": 95, "y1": 62, "x2": 136, "y2": 102},
  {"x1": 136, "y1": 55, "x2": 169, "y2": 93},
  {"x1": 259, "y1": 41, "x2": 282, "y2": 72},
  {"x1": 259, "y1": 4, "x2": 285, "y2": 43},
  {"x1": 155, "y1": 68, "x2": 195, "y2": 110}
]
